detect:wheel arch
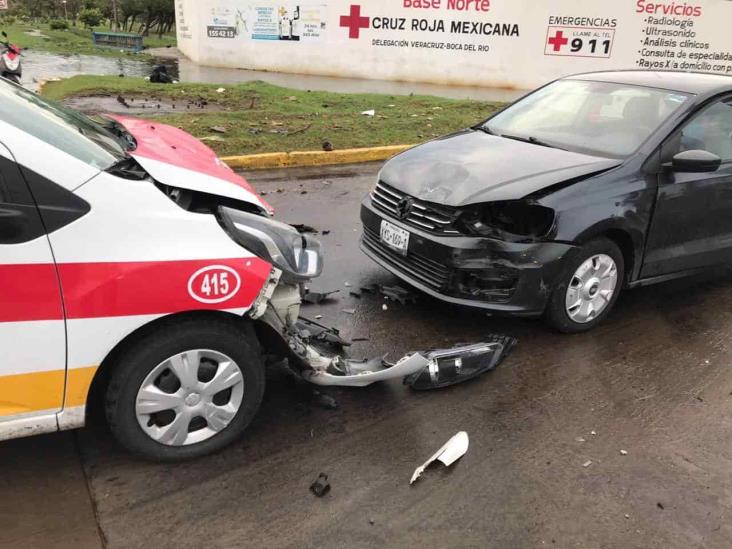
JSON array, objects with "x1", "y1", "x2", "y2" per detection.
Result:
[
  {"x1": 573, "y1": 222, "x2": 643, "y2": 284},
  {"x1": 84, "y1": 310, "x2": 251, "y2": 429}
]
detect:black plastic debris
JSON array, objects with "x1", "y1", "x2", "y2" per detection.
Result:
[
  {"x1": 380, "y1": 285, "x2": 417, "y2": 305},
  {"x1": 149, "y1": 65, "x2": 174, "y2": 84},
  {"x1": 312, "y1": 390, "x2": 338, "y2": 410},
  {"x1": 310, "y1": 474, "x2": 331, "y2": 497},
  {"x1": 302, "y1": 289, "x2": 340, "y2": 304},
  {"x1": 291, "y1": 223, "x2": 318, "y2": 234},
  {"x1": 296, "y1": 317, "x2": 351, "y2": 347},
  {"x1": 404, "y1": 335, "x2": 517, "y2": 391}
]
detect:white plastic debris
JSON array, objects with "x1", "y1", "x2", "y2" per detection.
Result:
[
  {"x1": 361, "y1": 109, "x2": 376, "y2": 117},
  {"x1": 411, "y1": 432, "x2": 469, "y2": 485},
  {"x1": 620, "y1": 450, "x2": 628, "y2": 456},
  {"x1": 382, "y1": 304, "x2": 389, "y2": 311},
  {"x1": 576, "y1": 437, "x2": 586, "y2": 443},
  {"x1": 583, "y1": 460, "x2": 593, "y2": 468},
  {"x1": 216, "y1": 87, "x2": 226, "y2": 93},
  {"x1": 591, "y1": 430, "x2": 597, "y2": 436}
]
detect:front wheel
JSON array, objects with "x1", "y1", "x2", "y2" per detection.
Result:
[
  {"x1": 105, "y1": 317, "x2": 265, "y2": 461},
  {"x1": 544, "y1": 238, "x2": 624, "y2": 333}
]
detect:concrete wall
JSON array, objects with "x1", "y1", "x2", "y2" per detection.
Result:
[{"x1": 175, "y1": 0, "x2": 732, "y2": 90}]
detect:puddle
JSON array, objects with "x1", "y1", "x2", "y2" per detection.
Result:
[
  {"x1": 62, "y1": 94, "x2": 224, "y2": 115},
  {"x1": 21, "y1": 49, "x2": 525, "y2": 102},
  {"x1": 21, "y1": 50, "x2": 178, "y2": 91}
]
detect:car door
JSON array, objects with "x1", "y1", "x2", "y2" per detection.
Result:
[
  {"x1": 0, "y1": 141, "x2": 66, "y2": 434},
  {"x1": 642, "y1": 97, "x2": 732, "y2": 278}
]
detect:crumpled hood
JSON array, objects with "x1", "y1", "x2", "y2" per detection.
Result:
[
  {"x1": 380, "y1": 130, "x2": 622, "y2": 206},
  {"x1": 106, "y1": 114, "x2": 272, "y2": 214}
]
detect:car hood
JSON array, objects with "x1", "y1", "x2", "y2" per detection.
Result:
[
  {"x1": 106, "y1": 114, "x2": 272, "y2": 214},
  {"x1": 379, "y1": 130, "x2": 622, "y2": 206}
]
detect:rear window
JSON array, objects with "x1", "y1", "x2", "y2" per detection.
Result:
[{"x1": 0, "y1": 79, "x2": 125, "y2": 170}]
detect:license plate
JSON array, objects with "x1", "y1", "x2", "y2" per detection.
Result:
[{"x1": 380, "y1": 220, "x2": 410, "y2": 255}]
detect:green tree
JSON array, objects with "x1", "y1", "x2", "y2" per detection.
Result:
[{"x1": 78, "y1": 7, "x2": 103, "y2": 28}]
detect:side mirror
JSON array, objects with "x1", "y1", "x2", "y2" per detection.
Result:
[{"x1": 671, "y1": 150, "x2": 722, "y2": 173}]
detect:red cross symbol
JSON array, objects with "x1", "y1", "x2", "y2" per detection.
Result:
[
  {"x1": 340, "y1": 4, "x2": 370, "y2": 39},
  {"x1": 548, "y1": 30, "x2": 569, "y2": 52}
]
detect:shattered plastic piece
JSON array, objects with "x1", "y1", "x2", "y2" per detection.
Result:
[
  {"x1": 342, "y1": 308, "x2": 356, "y2": 315},
  {"x1": 591, "y1": 431, "x2": 598, "y2": 436},
  {"x1": 344, "y1": 282, "x2": 352, "y2": 287},
  {"x1": 380, "y1": 285, "x2": 417, "y2": 305},
  {"x1": 291, "y1": 224, "x2": 318, "y2": 234},
  {"x1": 410, "y1": 432, "x2": 469, "y2": 485},
  {"x1": 312, "y1": 390, "x2": 338, "y2": 410},
  {"x1": 216, "y1": 87, "x2": 226, "y2": 93},
  {"x1": 361, "y1": 109, "x2": 376, "y2": 116},
  {"x1": 302, "y1": 290, "x2": 340, "y2": 304},
  {"x1": 310, "y1": 473, "x2": 331, "y2": 497},
  {"x1": 583, "y1": 460, "x2": 593, "y2": 468},
  {"x1": 296, "y1": 318, "x2": 350, "y2": 347},
  {"x1": 405, "y1": 336, "x2": 517, "y2": 391},
  {"x1": 620, "y1": 450, "x2": 628, "y2": 456}
]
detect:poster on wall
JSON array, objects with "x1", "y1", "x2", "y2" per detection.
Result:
[{"x1": 206, "y1": 2, "x2": 326, "y2": 42}]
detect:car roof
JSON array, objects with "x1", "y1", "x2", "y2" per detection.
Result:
[{"x1": 567, "y1": 70, "x2": 732, "y2": 95}]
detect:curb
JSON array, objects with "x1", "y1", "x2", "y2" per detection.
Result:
[{"x1": 221, "y1": 144, "x2": 414, "y2": 170}]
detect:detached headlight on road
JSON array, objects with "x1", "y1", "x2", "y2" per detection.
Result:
[
  {"x1": 457, "y1": 201, "x2": 555, "y2": 242},
  {"x1": 218, "y1": 206, "x2": 323, "y2": 281}
]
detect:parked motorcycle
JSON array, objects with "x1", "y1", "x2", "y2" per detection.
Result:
[{"x1": 0, "y1": 31, "x2": 22, "y2": 84}]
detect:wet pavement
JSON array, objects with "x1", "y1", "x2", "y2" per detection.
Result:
[{"x1": 1, "y1": 163, "x2": 731, "y2": 549}]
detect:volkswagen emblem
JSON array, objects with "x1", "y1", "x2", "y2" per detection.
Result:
[{"x1": 396, "y1": 197, "x2": 413, "y2": 220}]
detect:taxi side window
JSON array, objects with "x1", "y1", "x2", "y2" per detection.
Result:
[{"x1": 0, "y1": 155, "x2": 46, "y2": 245}]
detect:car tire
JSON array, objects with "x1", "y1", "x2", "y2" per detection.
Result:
[
  {"x1": 105, "y1": 317, "x2": 265, "y2": 461},
  {"x1": 544, "y1": 238, "x2": 625, "y2": 334}
]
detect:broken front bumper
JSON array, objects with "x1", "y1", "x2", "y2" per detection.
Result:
[{"x1": 360, "y1": 199, "x2": 577, "y2": 317}]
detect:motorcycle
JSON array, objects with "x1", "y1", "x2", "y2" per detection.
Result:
[{"x1": 0, "y1": 31, "x2": 22, "y2": 84}]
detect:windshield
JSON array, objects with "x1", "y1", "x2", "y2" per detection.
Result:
[
  {"x1": 483, "y1": 80, "x2": 691, "y2": 158},
  {"x1": 0, "y1": 78, "x2": 126, "y2": 170}
]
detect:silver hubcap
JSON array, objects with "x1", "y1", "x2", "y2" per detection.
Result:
[
  {"x1": 565, "y1": 254, "x2": 618, "y2": 324},
  {"x1": 135, "y1": 350, "x2": 244, "y2": 447}
]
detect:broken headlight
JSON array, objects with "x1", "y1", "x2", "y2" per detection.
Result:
[
  {"x1": 218, "y1": 206, "x2": 323, "y2": 282},
  {"x1": 405, "y1": 336, "x2": 517, "y2": 391},
  {"x1": 457, "y1": 201, "x2": 555, "y2": 242}
]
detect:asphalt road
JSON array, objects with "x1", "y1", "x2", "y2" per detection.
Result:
[{"x1": 1, "y1": 163, "x2": 731, "y2": 549}]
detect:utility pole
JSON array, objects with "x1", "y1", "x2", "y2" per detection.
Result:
[{"x1": 111, "y1": 0, "x2": 119, "y2": 31}]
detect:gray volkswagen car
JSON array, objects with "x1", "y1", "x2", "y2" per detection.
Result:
[{"x1": 360, "y1": 70, "x2": 732, "y2": 332}]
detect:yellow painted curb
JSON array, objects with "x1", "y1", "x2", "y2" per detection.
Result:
[{"x1": 222, "y1": 145, "x2": 414, "y2": 170}]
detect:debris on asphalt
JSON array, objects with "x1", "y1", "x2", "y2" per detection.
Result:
[
  {"x1": 583, "y1": 460, "x2": 593, "y2": 468},
  {"x1": 620, "y1": 450, "x2": 628, "y2": 456},
  {"x1": 315, "y1": 315, "x2": 323, "y2": 320},
  {"x1": 344, "y1": 282, "x2": 352, "y2": 287},
  {"x1": 380, "y1": 285, "x2": 417, "y2": 305},
  {"x1": 591, "y1": 431, "x2": 598, "y2": 436},
  {"x1": 310, "y1": 473, "x2": 331, "y2": 497},
  {"x1": 410, "y1": 432, "x2": 469, "y2": 485},
  {"x1": 657, "y1": 502, "x2": 665, "y2": 510},
  {"x1": 576, "y1": 437, "x2": 586, "y2": 443},
  {"x1": 302, "y1": 290, "x2": 340, "y2": 304},
  {"x1": 342, "y1": 308, "x2": 356, "y2": 315},
  {"x1": 291, "y1": 223, "x2": 318, "y2": 234},
  {"x1": 322, "y1": 230, "x2": 331, "y2": 235},
  {"x1": 382, "y1": 304, "x2": 389, "y2": 311},
  {"x1": 311, "y1": 390, "x2": 338, "y2": 410}
]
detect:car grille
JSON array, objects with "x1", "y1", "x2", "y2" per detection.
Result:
[
  {"x1": 362, "y1": 227, "x2": 451, "y2": 291},
  {"x1": 370, "y1": 182, "x2": 461, "y2": 235}
]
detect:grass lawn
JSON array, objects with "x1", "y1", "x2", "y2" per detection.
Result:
[
  {"x1": 41, "y1": 76, "x2": 506, "y2": 156},
  {"x1": 2, "y1": 21, "x2": 175, "y2": 58}
]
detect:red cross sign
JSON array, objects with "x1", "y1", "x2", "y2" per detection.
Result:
[{"x1": 340, "y1": 5, "x2": 370, "y2": 39}]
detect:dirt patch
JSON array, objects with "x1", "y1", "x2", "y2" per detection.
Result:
[{"x1": 62, "y1": 94, "x2": 226, "y2": 115}]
